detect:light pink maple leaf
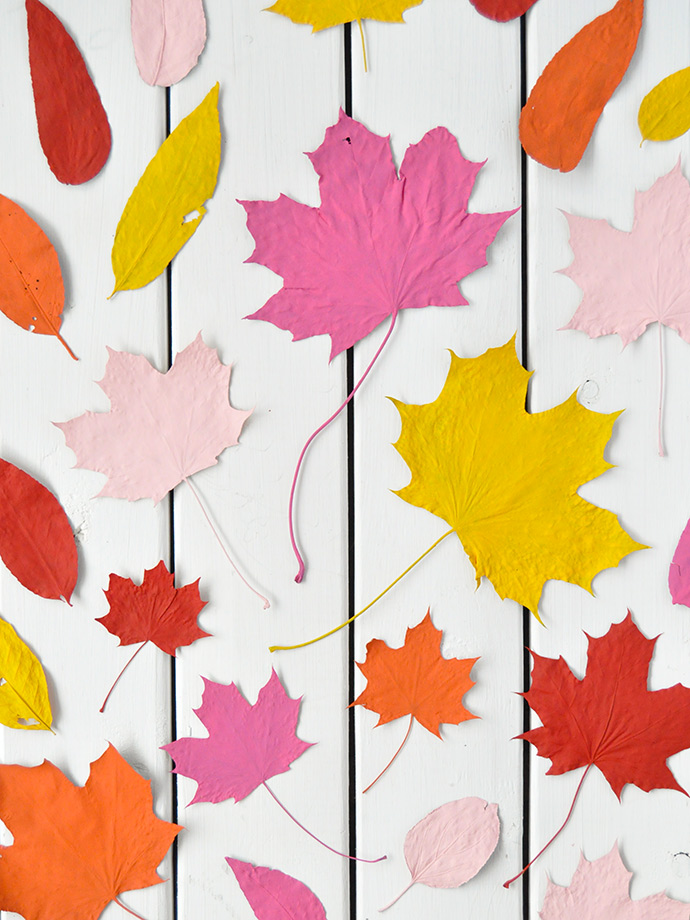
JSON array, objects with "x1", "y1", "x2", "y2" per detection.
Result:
[
  {"x1": 55, "y1": 334, "x2": 269, "y2": 609},
  {"x1": 560, "y1": 162, "x2": 690, "y2": 455},
  {"x1": 540, "y1": 845, "x2": 689, "y2": 919},
  {"x1": 242, "y1": 110, "x2": 516, "y2": 360},
  {"x1": 55, "y1": 333, "x2": 250, "y2": 504},
  {"x1": 162, "y1": 670, "x2": 313, "y2": 804}
]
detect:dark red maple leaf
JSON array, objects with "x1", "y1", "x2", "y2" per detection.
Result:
[
  {"x1": 97, "y1": 560, "x2": 208, "y2": 712},
  {"x1": 505, "y1": 611, "x2": 690, "y2": 887}
]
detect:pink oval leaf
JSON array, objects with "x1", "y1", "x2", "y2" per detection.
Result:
[
  {"x1": 381, "y1": 797, "x2": 499, "y2": 910},
  {"x1": 670, "y1": 517, "x2": 690, "y2": 607},
  {"x1": 0, "y1": 458, "x2": 77, "y2": 602},
  {"x1": 226, "y1": 858, "x2": 327, "y2": 920},
  {"x1": 131, "y1": 0, "x2": 207, "y2": 86}
]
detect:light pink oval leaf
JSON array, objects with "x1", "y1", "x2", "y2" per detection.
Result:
[
  {"x1": 670, "y1": 517, "x2": 690, "y2": 608},
  {"x1": 382, "y1": 798, "x2": 499, "y2": 910},
  {"x1": 226, "y1": 858, "x2": 327, "y2": 920},
  {"x1": 131, "y1": 0, "x2": 207, "y2": 86}
]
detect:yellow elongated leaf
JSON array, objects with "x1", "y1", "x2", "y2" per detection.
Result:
[
  {"x1": 0, "y1": 616, "x2": 52, "y2": 731},
  {"x1": 639, "y1": 66, "x2": 690, "y2": 142},
  {"x1": 111, "y1": 83, "x2": 221, "y2": 294},
  {"x1": 266, "y1": 0, "x2": 424, "y2": 31}
]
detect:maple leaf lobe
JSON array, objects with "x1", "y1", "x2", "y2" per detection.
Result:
[
  {"x1": 242, "y1": 111, "x2": 516, "y2": 359},
  {"x1": 520, "y1": 612, "x2": 690, "y2": 799},
  {"x1": 97, "y1": 560, "x2": 208, "y2": 655},
  {"x1": 391, "y1": 337, "x2": 644, "y2": 616},
  {"x1": 0, "y1": 744, "x2": 181, "y2": 920},
  {"x1": 162, "y1": 669, "x2": 313, "y2": 805},
  {"x1": 354, "y1": 610, "x2": 477, "y2": 736},
  {"x1": 55, "y1": 333, "x2": 251, "y2": 503}
]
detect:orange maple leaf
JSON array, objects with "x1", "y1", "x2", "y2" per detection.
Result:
[
  {"x1": 353, "y1": 610, "x2": 478, "y2": 791},
  {"x1": 0, "y1": 744, "x2": 181, "y2": 920}
]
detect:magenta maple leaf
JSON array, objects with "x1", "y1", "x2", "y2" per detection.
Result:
[
  {"x1": 540, "y1": 845, "x2": 689, "y2": 920},
  {"x1": 560, "y1": 162, "x2": 690, "y2": 455},
  {"x1": 162, "y1": 669, "x2": 312, "y2": 804},
  {"x1": 55, "y1": 334, "x2": 269, "y2": 608},
  {"x1": 242, "y1": 110, "x2": 516, "y2": 360},
  {"x1": 162, "y1": 671, "x2": 385, "y2": 863},
  {"x1": 241, "y1": 111, "x2": 517, "y2": 582}
]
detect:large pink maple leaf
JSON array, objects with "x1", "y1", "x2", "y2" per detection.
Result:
[
  {"x1": 162, "y1": 670, "x2": 312, "y2": 804},
  {"x1": 55, "y1": 334, "x2": 268, "y2": 608},
  {"x1": 242, "y1": 110, "x2": 516, "y2": 359},
  {"x1": 241, "y1": 111, "x2": 517, "y2": 581},
  {"x1": 540, "y1": 845, "x2": 689, "y2": 920},
  {"x1": 561, "y1": 162, "x2": 690, "y2": 455}
]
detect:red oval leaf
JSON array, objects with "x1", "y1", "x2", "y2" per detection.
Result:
[
  {"x1": 0, "y1": 459, "x2": 77, "y2": 602},
  {"x1": 469, "y1": 0, "x2": 539, "y2": 20},
  {"x1": 26, "y1": 0, "x2": 111, "y2": 185}
]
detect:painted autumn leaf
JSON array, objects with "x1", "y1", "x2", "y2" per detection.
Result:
[
  {"x1": 163, "y1": 671, "x2": 384, "y2": 862},
  {"x1": 26, "y1": 0, "x2": 111, "y2": 184},
  {"x1": 0, "y1": 194, "x2": 76, "y2": 358},
  {"x1": 227, "y1": 858, "x2": 328, "y2": 920},
  {"x1": 520, "y1": 0, "x2": 643, "y2": 171},
  {"x1": 0, "y1": 457, "x2": 78, "y2": 603},
  {"x1": 0, "y1": 615, "x2": 52, "y2": 732},
  {"x1": 540, "y1": 845, "x2": 689, "y2": 920},
  {"x1": 506, "y1": 612, "x2": 690, "y2": 886},
  {"x1": 131, "y1": 0, "x2": 207, "y2": 86},
  {"x1": 266, "y1": 0, "x2": 423, "y2": 31},
  {"x1": 242, "y1": 110, "x2": 516, "y2": 581},
  {"x1": 669, "y1": 517, "x2": 690, "y2": 608},
  {"x1": 469, "y1": 0, "x2": 539, "y2": 20},
  {"x1": 639, "y1": 66, "x2": 690, "y2": 143},
  {"x1": 353, "y1": 610, "x2": 477, "y2": 790},
  {"x1": 561, "y1": 162, "x2": 690, "y2": 455},
  {"x1": 54, "y1": 333, "x2": 268, "y2": 607},
  {"x1": 392, "y1": 338, "x2": 643, "y2": 619},
  {"x1": 97, "y1": 560, "x2": 209, "y2": 711},
  {"x1": 0, "y1": 745, "x2": 181, "y2": 920}
]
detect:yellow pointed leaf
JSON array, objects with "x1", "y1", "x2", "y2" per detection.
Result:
[
  {"x1": 391, "y1": 337, "x2": 646, "y2": 618},
  {"x1": 0, "y1": 616, "x2": 52, "y2": 731},
  {"x1": 111, "y1": 83, "x2": 221, "y2": 295},
  {"x1": 266, "y1": 0, "x2": 424, "y2": 31},
  {"x1": 639, "y1": 66, "x2": 690, "y2": 142}
]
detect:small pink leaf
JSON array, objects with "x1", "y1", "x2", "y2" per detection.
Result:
[
  {"x1": 381, "y1": 797, "x2": 499, "y2": 910},
  {"x1": 226, "y1": 858, "x2": 327, "y2": 920},
  {"x1": 670, "y1": 518, "x2": 690, "y2": 608},
  {"x1": 540, "y1": 844, "x2": 689, "y2": 919},
  {"x1": 131, "y1": 0, "x2": 207, "y2": 87}
]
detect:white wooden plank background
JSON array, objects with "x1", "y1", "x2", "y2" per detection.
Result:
[{"x1": 0, "y1": 1, "x2": 689, "y2": 919}]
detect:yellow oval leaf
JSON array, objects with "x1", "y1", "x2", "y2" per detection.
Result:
[
  {"x1": 266, "y1": 0, "x2": 423, "y2": 31},
  {"x1": 111, "y1": 83, "x2": 221, "y2": 294},
  {"x1": 639, "y1": 66, "x2": 690, "y2": 142},
  {"x1": 0, "y1": 616, "x2": 52, "y2": 731}
]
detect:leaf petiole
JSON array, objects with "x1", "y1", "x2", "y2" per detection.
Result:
[{"x1": 99, "y1": 642, "x2": 147, "y2": 713}]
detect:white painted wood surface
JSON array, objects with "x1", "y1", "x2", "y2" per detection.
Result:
[{"x1": 0, "y1": 1, "x2": 689, "y2": 918}]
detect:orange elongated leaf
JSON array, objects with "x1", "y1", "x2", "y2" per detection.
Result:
[
  {"x1": 520, "y1": 0, "x2": 644, "y2": 171},
  {"x1": 0, "y1": 194, "x2": 75, "y2": 358},
  {"x1": 0, "y1": 745, "x2": 181, "y2": 920}
]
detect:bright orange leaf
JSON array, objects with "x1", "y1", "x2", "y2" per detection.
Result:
[
  {"x1": 0, "y1": 744, "x2": 181, "y2": 920},
  {"x1": 353, "y1": 610, "x2": 477, "y2": 790}
]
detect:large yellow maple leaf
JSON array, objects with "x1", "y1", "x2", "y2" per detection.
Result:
[
  {"x1": 392, "y1": 337, "x2": 645, "y2": 617},
  {"x1": 266, "y1": 0, "x2": 424, "y2": 31}
]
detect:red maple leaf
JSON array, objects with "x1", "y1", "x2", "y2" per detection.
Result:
[
  {"x1": 506, "y1": 612, "x2": 690, "y2": 887},
  {"x1": 0, "y1": 744, "x2": 180, "y2": 920},
  {"x1": 97, "y1": 560, "x2": 208, "y2": 712}
]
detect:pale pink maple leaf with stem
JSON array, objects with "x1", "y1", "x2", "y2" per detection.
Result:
[
  {"x1": 240, "y1": 110, "x2": 517, "y2": 583},
  {"x1": 54, "y1": 333, "x2": 269, "y2": 608}
]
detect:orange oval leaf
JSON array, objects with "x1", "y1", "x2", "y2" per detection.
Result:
[
  {"x1": 0, "y1": 195, "x2": 75, "y2": 358},
  {"x1": 520, "y1": 0, "x2": 643, "y2": 172}
]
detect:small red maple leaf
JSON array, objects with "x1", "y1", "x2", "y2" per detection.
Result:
[
  {"x1": 97, "y1": 561, "x2": 208, "y2": 712},
  {"x1": 506, "y1": 611, "x2": 690, "y2": 887}
]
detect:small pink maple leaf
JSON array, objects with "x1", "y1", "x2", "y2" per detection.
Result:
[
  {"x1": 560, "y1": 161, "x2": 690, "y2": 455},
  {"x1": 55, "y1": 333, "x2": 251, "y2": 503},
  {"x1": 540, "y1": 845, "x2": 689, "y2": 919},
  {"x1": 162, "y1": 670, "x2": 313, "y2": 804},
  {"x1": 241, "y1": 110, "x2": 517, "y2": 360}
]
